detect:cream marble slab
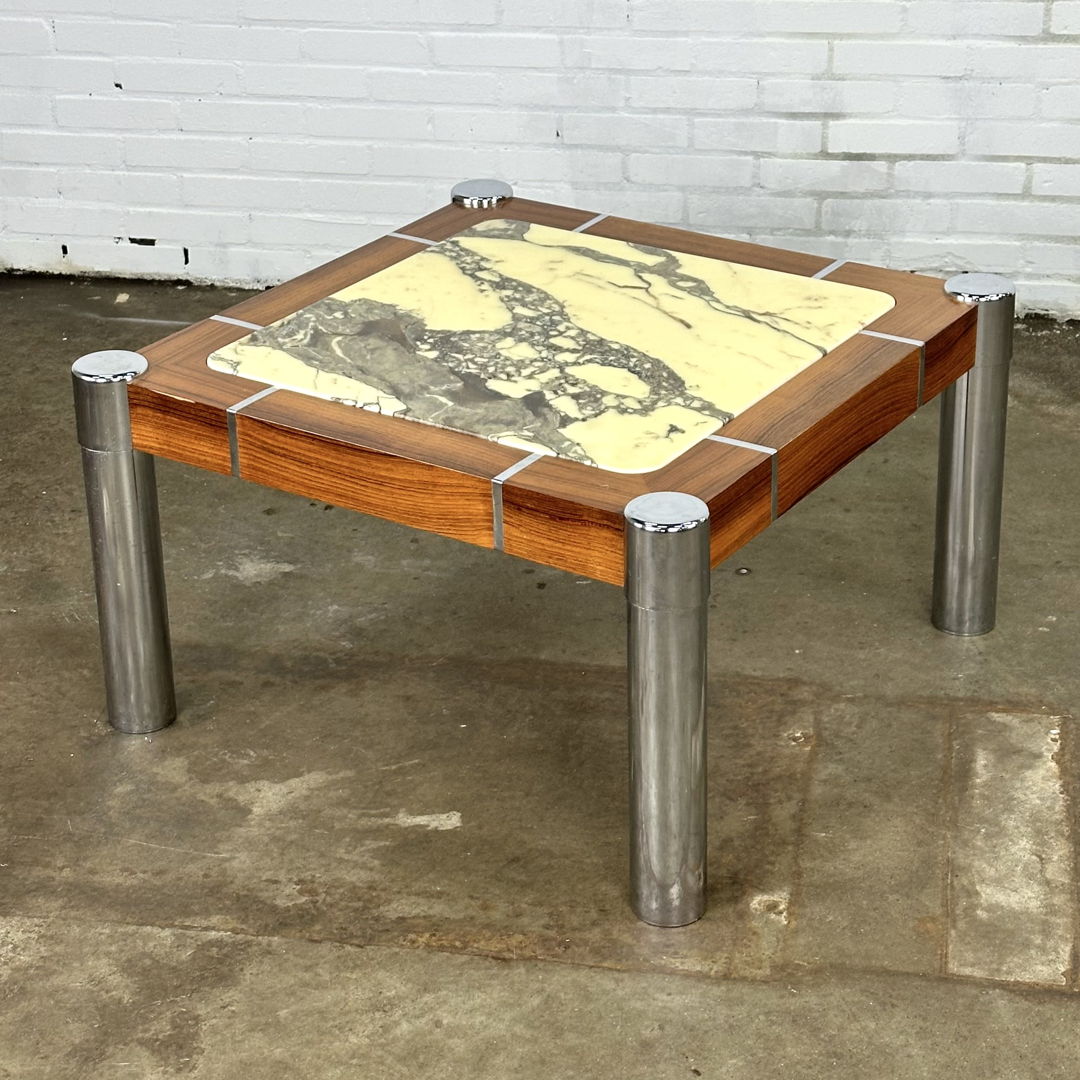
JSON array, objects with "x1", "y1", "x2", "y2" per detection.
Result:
[{"x1": 208, "y1": 219, "x2": 895, "y2": 473}]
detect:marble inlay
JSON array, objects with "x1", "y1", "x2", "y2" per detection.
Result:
[{"x1": 208, "y1": 219, "x2": 895, "y2": 473}]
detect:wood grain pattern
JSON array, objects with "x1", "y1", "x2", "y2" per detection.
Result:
[
  {"x1": 702, "y1": 453, "x2": 775, "y2": 567},
  {"x1": 238, "y1": 389, "x2": 527, "y2": 479},
  {"x1": 719, "y1": 335, "x2": 922, "y2": 515},
  {"x1": 130, "y1": 318, "x2": 264, "y2": 474},
  {"x1": 121, "y1": 196, "x2": 977, "y2": 580},
  {"x1": 917, "y1": 306, "x2": 977, "y2": 403},
  {"x1": 499, "y1": 485, "x2": 627, "y2": 584},
  {"x1": 582, "y1": 215, "x2": 835, "y2": 276},
  {"x1": 136, "y1": 317, "x2": 261, "y2": 401},
  {"x1": 128, "y1": 391, "x2": 233, "y2": 474},
  {"x1": 773, "y1": 347, "x2": 920, "y2": 515},
  {"x1": 822, "y1": 263, "x2": 977, "y2": 403},
  {"x1": 235, "y1": 412, "x2": 502, "y2": 548},
  {"x1": 657, "y1": 437, "x2": 775, "y2": 567},
  {"x1": 501, "y1": 440, "x2": 773, "y2": 585}
]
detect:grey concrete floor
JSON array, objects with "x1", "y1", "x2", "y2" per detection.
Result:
[{"x1": 2, "y1": 273, "x2": 1079, "y2": 1078}]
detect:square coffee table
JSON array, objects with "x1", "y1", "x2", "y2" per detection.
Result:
[{"x1": 72, "y1": 180, "x2": 1015, "y2": 926}]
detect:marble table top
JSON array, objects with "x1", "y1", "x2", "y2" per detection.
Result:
[{"x1": 208, "y1": 219, "x2": 895, "y2": 473}]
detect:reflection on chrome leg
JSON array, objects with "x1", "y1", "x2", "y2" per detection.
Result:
[
  {"x1": 933, "y1": 274, "x2": 1016, "y2": 637},
  {"x1": 73, "y1": 351, "x2": 175, "y2": 734},
  {"x1": 625, "y1": 491, "x2": 710, "y2": 927}
]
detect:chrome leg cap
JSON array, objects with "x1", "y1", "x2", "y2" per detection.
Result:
[
  {"x1": 451, "y1": 178, "x2": 514, "y2": 209},
  {"x1": 944, "y1": 273, "x2": 1016, "y2": 305},
  {"x1": 72, "y1": 350, "x2": 148, "y2": 383}
]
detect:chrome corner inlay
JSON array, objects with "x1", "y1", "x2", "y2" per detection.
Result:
[
  {"x1": 388, "y1": 231, "x2": 438, "y2": 246},
  {"x1": 812, "y1": 258, "x2": 848, "y2": 279},
  {"x1": 859, "y1": 329, "x2": 927, "y2": 404},
  {"x1": 704, "y1": 436, "x2": 781, "y2": 524},
  {"x1": 226, "y1": 386, "x2": 279, "y2": 476},
  {"x1": 860, "y1": 329, "x2": 925, "y2": 348},
  {"x1": 211, "y1": 314, "x2": 265, "y2": 332},
  {"x1": 572, "y1": 213, "x2": 609, "y2": 233},
  {"x1": 706, "y1": 433, "x2": 777, "y2": 456},
  {"x1": 490, "y1": 451, "x2": 545, "y2": 550}
]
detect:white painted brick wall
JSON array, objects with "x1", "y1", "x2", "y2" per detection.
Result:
[{"x1": 1, "y1": 1, "x2": 1078, "y2": 316}]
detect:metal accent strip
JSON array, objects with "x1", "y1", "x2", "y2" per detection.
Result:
[
  {"x1": 812, "y1": 258, "x2": 848, "y2": 279},
  {"x1": 211, "y1": 314, "x2": 264, "y2": 331},
  {"x1": 492, "y1": 450, "x2": 547, "y2": 486},
  {"x1": 491, "y1": 451, "x2": 546, "y2": 550},
  {"x1": 388, "y1": 231, "x2": 438, "y2": 246},
  {"x1": 226, "y1": 386, "x2": 279, "y2": 476},
  {"x1": 860, "y1": 329, "x2": 925, "y2": 348},
  {"x1": 859, "y1": 329, "x2": 928, "y2": 405},
  {"x1": 707, "y1": 433, "x2": 779, "y2": 521},
  {"x1": 573, "y1": 213, "x2": 609, "y2": 233},
  {"x1": 706, "y1": 433, "x2": 777, "y2": 456}
]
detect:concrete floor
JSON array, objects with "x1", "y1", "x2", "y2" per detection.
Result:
[{"x1": 2, "y1": 273, "x2": 1079, "y2": 1078}]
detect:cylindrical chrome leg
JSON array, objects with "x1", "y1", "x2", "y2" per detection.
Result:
[
  {"x1": 73, "y1": 351, "x2": 175, "y2": 733},
  {"x1": 932, "y1": 274, "x2": 1016, "y2": 636},
  {"x1": 625, "y1": 492, "x2": 710, "y2": 926}
]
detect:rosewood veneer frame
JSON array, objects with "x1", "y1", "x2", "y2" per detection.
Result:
[{"x1": 126, "y1": 196, "x2": 977, "y2": 586}]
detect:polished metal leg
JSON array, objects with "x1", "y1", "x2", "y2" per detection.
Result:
[
  {"x1": 932, "y1": 274, "x2": 1016, "y2": 636},
  {"x1": 72, "y1": 351, "x2": 175, "y2": 733},
  {"x1": 624, "y1": 492, "x2": 710, "y2": 926}
]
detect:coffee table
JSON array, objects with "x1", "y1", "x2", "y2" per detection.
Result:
[{"x1": 72, "y1": 180, "x2": 1015, "y2": 926}]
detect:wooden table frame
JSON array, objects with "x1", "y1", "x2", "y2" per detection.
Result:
[{"x1": 71, "y1": 182, "x2": 1016, "y2": 926}]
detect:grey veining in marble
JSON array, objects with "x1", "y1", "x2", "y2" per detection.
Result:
[{"x1": 209, "y1": 219, "x2": 895, "y2": 472}]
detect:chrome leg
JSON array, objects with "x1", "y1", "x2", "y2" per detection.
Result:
[
  {"x1": 625, "y1": 492, "x2": 710, "y2": 926},
  {"x1": 932, "y1": 274, "x2": 1016, "y2": 636},
  {"x1": 73, "y1": 351, "x2": 175, "y2": 733}
]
